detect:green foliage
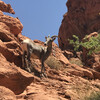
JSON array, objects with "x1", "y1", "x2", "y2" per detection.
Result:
[
  {"x1": 69, "y1": 34, "x2": 100, "y2": 55},
  {"x1": 84, "y1": 91, "x2": 100, "y2": 100},
  {"x1": 82, "y1": 34, "x2": 100, "y2": 55},
  {"x1": 68, "y1": 35, "x2": 81, "y2": 52}
]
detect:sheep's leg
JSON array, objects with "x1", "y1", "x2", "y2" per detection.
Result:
[
  {"x1": 25, "y1": 59, "x2": 31, "y2": 72},
  {"x1": 41, "y1": 61, "x2": 44, "y2": 76},
  {"x1": 27, "y1": 53, "x2": 31, "y2": 67},
  {"x1": 22, "y1": 51, "x2": 30, "y2": 72},
  {"x1": 26, "y1": 49, "x2": 32, "y2": 73},
  {"x1": 22, "y1": 51, "x2": 26, "y2": 68},
  {"x1": 41, "y1": 61, "x2": 47, "y2": 77}
]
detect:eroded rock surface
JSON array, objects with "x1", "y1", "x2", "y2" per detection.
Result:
[
  {"x1": 0, "y1": 53, "x2": 34, "y2": 95},
  {"x1": 0, "y1": 0, "x2": 100, "y2": 100},
  {"x1": 0, "y1": 1, "x2": 15, "y2": 14},
  {"x1": 0, "y1": 1, "x2": 23, "y2": 36},
  {"x1": 0, "y1": 86, "x2": 16, "y2": 100},
  {"x1": 58, "y1": 0, "x2": 100, "y2": 50}
]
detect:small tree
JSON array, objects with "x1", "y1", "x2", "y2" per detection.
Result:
[
  {"x1": 68, "y1": 35, "x2": 81, "y2": 52},
  {"x1": 69, "y1": 34, "x2": 100, "y2": 56},
  {"x1": 81, "y1": 34, "x2": 100, "y2": 55}
]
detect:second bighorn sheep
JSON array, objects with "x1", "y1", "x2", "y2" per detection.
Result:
[{"x1": 21, "y1": 35, "x2": 58, "y2": 77}]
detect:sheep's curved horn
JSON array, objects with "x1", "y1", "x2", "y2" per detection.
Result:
[{"x1": 51, "y1": 35, "x2": 58, "y2": 38}]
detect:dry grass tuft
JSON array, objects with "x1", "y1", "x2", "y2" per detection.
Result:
[{"x1": 45, "y1": 56, "x2": 63, "y2": 70}]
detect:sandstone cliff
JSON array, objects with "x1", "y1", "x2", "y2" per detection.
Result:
[
  {"x1": 58, "y1": 0, "x2": 100, "y2": 50},
  {"x1": 0, "y1": 1, "x2": 100, "y2": 100}
]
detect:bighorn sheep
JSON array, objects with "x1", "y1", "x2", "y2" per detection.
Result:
[{"x1": 21, "y1": 35, "x2": 58, "y2": 77}]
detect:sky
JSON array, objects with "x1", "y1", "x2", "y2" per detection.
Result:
[{"x1": 3, "y1": 0, "x2": 67, "y2": 44}]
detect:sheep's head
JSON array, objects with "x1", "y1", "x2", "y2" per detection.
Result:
[{"x1": 44, "y1": 35, "x2": 58, "y2": 46}]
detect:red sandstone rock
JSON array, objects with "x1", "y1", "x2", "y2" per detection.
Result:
[
  {"x1": 0, "y1": 1, "x2": 15, "y2": 14},
  {"x1": 0, "y1": 0, "x2": 100, "y2": 100},
  {"x1": 0, "y1": 29, "x2": 22, "y2": 66},
  {"x1": 0, "y1": 86, "x2": 16, "y2": 100},
  {"x1": 66, "y1": 64, "x2": 94, "y2": 79},
  {"x1": 0, "y1": 1, "x2": 23, "y2": 36},
  {"x1": 58, "y1": 0, "x2": 100, "y2": 50},
  {"x1": 0, "y1": 15, "x2": 23, "y2": 36},
  {"x1": 62, "y1": 50, "x2": 74, "y2": 59},
  {"x1": 0, "y1": 53, "x2": 34, "y2": 95},
  {"x1": 52, "y1": 43, "x2": 70, "y2": 65},
  {"x1": 83, "y1": 32, "x2": 98, "y2": 41}
]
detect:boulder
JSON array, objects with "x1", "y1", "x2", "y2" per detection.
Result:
[
  {"x1": 0, "y1": 15, "x2": 23, "y2": 36},
  {"x1": 0, "y1": 1, "x2": 15, "y2": 14},
  {"x1": 0, "y1": 54, "x2": 34, "y2": 95}
]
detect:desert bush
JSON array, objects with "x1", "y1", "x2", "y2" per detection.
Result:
[
  {"x1": 69, "y1": 58, "x2": 84, "y2": 66},
  {"x1": 82, "y1": 34, "x2": 100, "y2": 55},
  {"x1": 45, "y1": 56, "x2": 63, "y2": 70},
  {"x1": 68, "y1": 35, "x2": 81, "y2": 52},
  {"x1": 69, "y1": 34, "x2": 100, "y2": 55}
]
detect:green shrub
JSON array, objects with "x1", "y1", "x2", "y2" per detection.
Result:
[
  {"x1": 82, "y1": 34, "x2": 100, "y2": 55},
  {"x1": 68, "y1": 35, "x2": 81, "y2": 52},
  {"x1": 68, "y1": 34, "x2": 100, "y2": 55}
]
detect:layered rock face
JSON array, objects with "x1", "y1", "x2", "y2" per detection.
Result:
[
  {"x1": 0, "y1": 1, "x2": 23, "y2": 66},
  {"x1": 58, "y1": 0, "x2": 100, "y2": 50},
  {"x1": 0, "y1": 0, "x2": 34, "y2": 96},
  {"x1": 0, "y1": 1, "x2": 100, "y2": 100}
]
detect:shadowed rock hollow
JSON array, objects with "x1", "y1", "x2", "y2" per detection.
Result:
[{"x1": 0, "y1": 0, "x2": 100, "y2": 100}]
